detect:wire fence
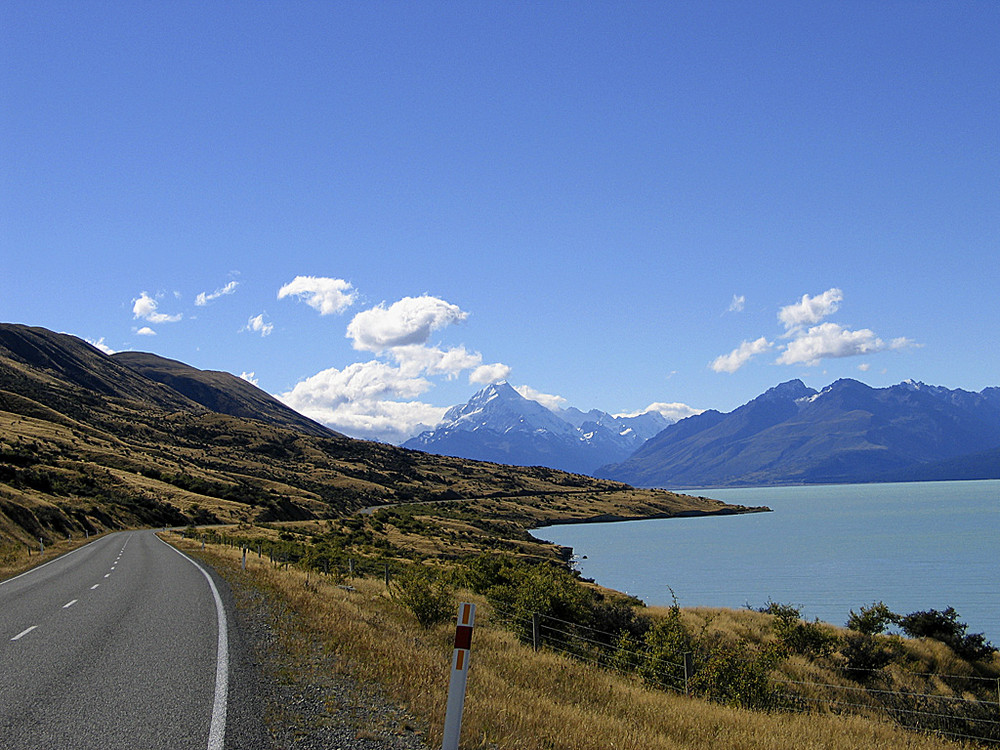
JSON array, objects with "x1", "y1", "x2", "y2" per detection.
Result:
[
  {"x1": 190, "y1": 529, "x2": 1000, "y2": 746},
  {"x1": 487, "y1": 604, "x2": 1000, "y2": 747}
]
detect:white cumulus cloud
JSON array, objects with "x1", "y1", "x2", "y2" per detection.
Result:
[
  {"x1": 195, "y1": 280, "x2": 239, "y2": 306},
  {"x1": 240, "y1": 371, "x2": 260, "y2": 386},
  {"x1": 777, "y1": 323, "x2": 913, "y2": 366},
  {"x1": 389, "y1": 344, "x2": 483, "y2": 379},
  {"x1": 347, "y1": 295, "x2": 468, "y2": 352},
  {"x1": 778, "y1": 288, "x2": 843, "y2": 332},
  {"x1": 136, "y1": 327, "x2": 156, "y2": 336},
  {"x1": 244, "y1": 313, "x2": 274, "y2": 337},
  {"x1": 278, "y1": 276, "x2": 357, "y2": 315},
  {"x1": 132, "y1": 292, "x2": 182, "y2": 324},
  {"x1": 514, "y1": 384, "x2": 567, "y2": 411},
  {"x1": 278, "y1": 360, "x2": 446, "y2": 443},
  {"x1": 470, "y1": 362, "x2": 512, "y2": 385},
  {"x1": 711, "y1": 337, "x2": 772, "y2": 373},
  {"x1": 713, "y1": 288, "x2": 916, "y2": 372}
]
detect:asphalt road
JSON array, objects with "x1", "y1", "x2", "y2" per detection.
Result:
[{"x1": 0, "y1": 530, "x2": 262, "y2": 750}]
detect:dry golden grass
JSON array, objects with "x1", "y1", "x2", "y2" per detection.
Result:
[
  {"x1": 0, "y1": 529, "x2": 112, "y2": 580},
  {"x1": 166, "y1": 533, "x2": 972, "y2": 750}
]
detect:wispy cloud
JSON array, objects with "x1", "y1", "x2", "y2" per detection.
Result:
[
  {"x1": 727, "y1": 294, "x2": 746, "y2": 313},
  {"x1": 513, "y1": 384, "x2": 567, "y2": 411},
  {"x1": 711, "y1": 288, "x2": 915, "y2": 373},
  {"x1": 778, "y1": 288, "x2": 842, "y2": 333},
  {"x1": 615, "y1": 402, "x2": 703, "y2": 421},
  {"x1": 86, "y1": 337, "x2": 116, "y2": 355},
  {"x1": 711, "y1": 337, "x2": 772, "y2": 373},
  {"x1": 132, "y1": 292, "x2": 182, "y2": 324},
  {"x1": 195, "y1": 280, "x2": 239, "y2": 306},
  {"x1": 244, "y1": 313, "x2": 274, "y2": 337},
  {"x1": 278, "y1": 276, "x2": 356, "y2": 315},
  {"x1": 389, "y1": 344, "x2": 482, "y2": 379}
]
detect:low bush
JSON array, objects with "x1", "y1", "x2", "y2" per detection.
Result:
[
  {"x1": 895, "y1": 607, "x2": 996, "y2": 662},
  {"x1": 394, "y1": 565, "x2": 454, "y2": 628}
]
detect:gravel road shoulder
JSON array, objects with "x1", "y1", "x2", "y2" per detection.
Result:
[{"x1": 212, "y1": 562, "x2": 431, "y2": 750}]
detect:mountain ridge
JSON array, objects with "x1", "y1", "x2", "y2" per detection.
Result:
[
  {"x1": 402, "y1": 381, "x2": 670, "y2": 474},
  {"x1": 598, "y1": 378, "x2": 1000, "y2": 487}
]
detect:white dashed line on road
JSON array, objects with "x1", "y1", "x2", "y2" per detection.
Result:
[
  {"x1": 10, "y1": 626, "x2": 38, "y2": 641},
  {"x1": 90, "y1": 584, "x2": 100, "y2": 590},
  {"x1": 62, "y1": 600, "x2": 77, "y2": 609}
]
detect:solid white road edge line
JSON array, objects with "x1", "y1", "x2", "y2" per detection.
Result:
[{"x1": 156, "y1": 533, "x2": 229, "y2": 750}]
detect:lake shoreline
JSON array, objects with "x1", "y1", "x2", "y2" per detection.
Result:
[
  {"x1": 531, "y1": 501, "x2": 771, "y2": 530},
  {"x1": 534, "y1": 480, "x2": 1000, "y2": 643}
]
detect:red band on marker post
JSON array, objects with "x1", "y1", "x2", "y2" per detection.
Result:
[{"x1": 454, "y1": 625, "x2": 473, "y2": 650}]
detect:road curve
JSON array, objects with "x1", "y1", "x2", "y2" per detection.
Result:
[{"x1": 0, "y1": 530, "x2": 256, "y2": 750}]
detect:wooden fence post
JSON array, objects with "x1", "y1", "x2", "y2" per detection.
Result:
[{"x1": 683, "y1": 652, "x2": 694, "y2": 696}]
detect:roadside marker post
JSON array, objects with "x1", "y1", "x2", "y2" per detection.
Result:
[{"x1": 442, "y1": 602, "x2": 475, "y2": 750}]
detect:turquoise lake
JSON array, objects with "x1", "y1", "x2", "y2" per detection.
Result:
[{"x1": 533, "y1": 480, "x2": 1000, "y2": 643}]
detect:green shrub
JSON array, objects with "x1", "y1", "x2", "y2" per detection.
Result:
[
  {"x1": 638, "y1": 601, "x2": 692, "y2": 690},
  {"x1": 895, "y1": 607, "x2": 996, "y2": 661},
  {"x1": 839, "y1": 631, "x2": 899, "y2": 677},
  {"x1": 757, "y1": 600, "x2": 838, "y2": 657},
  {"x1": 395, "y1": 565, "x2": 454, "y2": 628},
  {"x1": 691, "y1": 641, "x2": 783, "y2": 710},
  {"x1": 846, "y1": 601, "x2": 897, "y2": 635}
]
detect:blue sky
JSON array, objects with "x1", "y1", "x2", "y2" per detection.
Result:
[{"x1": 3, "y1": 2, "x2": 998, "y2": 442}]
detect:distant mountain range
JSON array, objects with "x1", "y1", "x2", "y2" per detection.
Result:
[
  {"x1": 404, "y1": 377, "x2": 1000, "y2": 487},
  {"x1": 402, "y1": 381, "x2": 670, "y2": 475},
  {"x1": 597, "y1": 379, "x2": 1000, "y2": 487}
]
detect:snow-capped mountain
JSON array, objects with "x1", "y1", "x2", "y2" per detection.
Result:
[
  {"x1": 401, "y1": 381, "x2": 670, "y2": 475},
  {"x1": 598, "y1": 378, "x2": 1000, "y2": 487}
]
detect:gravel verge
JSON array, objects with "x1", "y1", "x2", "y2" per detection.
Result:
[{"x1": 214, "y1": 563, "x2": 431, "y2": 750}]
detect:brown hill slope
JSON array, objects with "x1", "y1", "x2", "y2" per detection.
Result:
[
  {"x1": 0, "y1": 323, "x2": 761, "y2": 555},
  {"x1": 113, "y1": 350, "x2": 336, "y2": 438}
]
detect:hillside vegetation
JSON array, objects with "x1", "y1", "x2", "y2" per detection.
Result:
[
  {"x1": 167, "y1": 530, "x2": 999, "y2": 749},
  {"x1": 0, "y1": 323, "x2": 758, "y2": 561},
  {"x1": 3, "y1": 322, "x2": 997, "y2": 748}
]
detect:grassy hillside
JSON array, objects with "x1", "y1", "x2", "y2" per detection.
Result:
[
  {"x1": 167, "y1": 533, "x2": 998, "y2": 750},
  {"x1": 0, "y1": 323, "x2": 760, "y2": 564}
]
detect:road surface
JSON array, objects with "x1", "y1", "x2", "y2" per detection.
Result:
[{"x1": 0, "y1": 530, "x2": 260, "y2": 749}]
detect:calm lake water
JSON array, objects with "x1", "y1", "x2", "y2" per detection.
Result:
[{"x1": 533, "y1": 480, "x2": 1000, "y2": 643}]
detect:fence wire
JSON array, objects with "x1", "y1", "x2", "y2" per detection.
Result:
[
  {"x1": 486, "y1": 602, "x2": 1000, "y2": 746},
  {"x1": 193, "y1": 532, "x2": 1000, "y2": 746}
]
